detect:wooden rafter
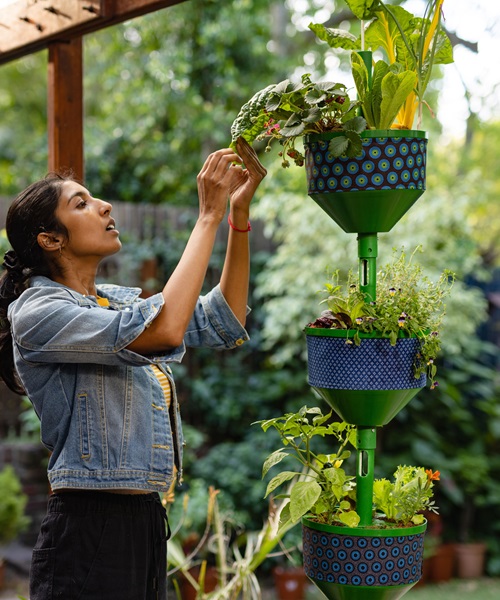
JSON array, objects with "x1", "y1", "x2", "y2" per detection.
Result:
[
  {"x1": 0, "y1": 0, "x2": 188, "y2": 65},
  {"x1": 48, "y1": 38, "x2": 84, "y2": 180}
]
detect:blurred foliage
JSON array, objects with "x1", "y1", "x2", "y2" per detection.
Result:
[
  {"x1": 0, "y1": 52, "x2": 48, "y2": 190},
  {"x1": 83, "y1": 0, "x2": 301, "y2": 204},
  {"x1": 0, "y1": 465, "x2": 29, "y2": 543}
]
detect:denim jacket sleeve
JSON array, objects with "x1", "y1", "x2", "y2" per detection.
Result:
[
  {"x1": 9, "y1": 282, "x2": 249, "y2": 367},
  {"x1": 183, "y1": 284, "x2": 250, "y2": 350}
]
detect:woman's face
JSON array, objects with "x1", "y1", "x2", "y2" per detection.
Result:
[{"x1": 55, "y1": 181, "x2": 122, "y2": 261}]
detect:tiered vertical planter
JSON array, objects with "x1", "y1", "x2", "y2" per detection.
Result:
[{"x1": 299, "y1": 125, "x2": 430, "y2": 599}]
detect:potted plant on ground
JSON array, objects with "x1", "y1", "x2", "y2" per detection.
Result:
[
  {"x1": 272, "y1": 529, "x2": 309, "y2": 600},
  {"x1": 166, "y1": 485, "x2": 298, "y2": 600},
  {"x1": 256, "y1": 406, "x2": 440, "y2": 598},
  {"x1": 231, "y1": 0, "x2": 453, "y2": 233}
]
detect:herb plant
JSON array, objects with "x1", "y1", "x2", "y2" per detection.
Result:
[
  {"x1": 256, "y1": 406, "x2": 439, "y2": 530},
  {"x1": 307, "y1": 248, "x2": 455, "y2": 388},
  {"x1": 373, "y1": 465, "x2": 440, "y2": 527}
]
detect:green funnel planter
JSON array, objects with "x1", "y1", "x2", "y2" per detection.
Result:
[
  {"x1": 302, "y1": 518, "x2": 427, "y2": 600},
  {"x1": 305, "y1": 328, "x2": 426, "y2": 426},
  {"x1": 304, "y1": 131, "x2": 427, "y2": 233}
]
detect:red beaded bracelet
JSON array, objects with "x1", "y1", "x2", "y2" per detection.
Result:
[{"x1": 228, "y1": 214, "x2": 252, "y2": 232}]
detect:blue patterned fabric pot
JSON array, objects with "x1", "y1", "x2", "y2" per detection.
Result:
[
  {"x1": 304, "y1": 130, "x2": 427, "y2": 233},
  {"x1": 305, "y1": 329, "x2": 426, "y2": 426},
  {"x1": 303, "y1": 518, "x2": 426, "y2": 599},
  {"x1": 306, "y1": 332, "x2": 426, "y2": 391}
]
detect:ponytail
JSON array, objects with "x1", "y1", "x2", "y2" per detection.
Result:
[
  {"x1": 0, "y1": 174, "x2": 69, "y2": 394},
  {"x1": 0, "y1": 254, "x2": 28, "y2": 394}
]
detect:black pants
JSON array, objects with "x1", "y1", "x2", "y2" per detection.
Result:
[{"x1": 30, "y1": 491, "x2": 169, "y2": 600}]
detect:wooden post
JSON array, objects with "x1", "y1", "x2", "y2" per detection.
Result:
[{"x1": 47, "y1": 38, "x2": 84, "y2": 181}]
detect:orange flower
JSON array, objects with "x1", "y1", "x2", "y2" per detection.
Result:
[{"x1": 426, "y1": 469, "x2": 440, "y2": 481}]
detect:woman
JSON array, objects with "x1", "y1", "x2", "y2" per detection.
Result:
[{"x1": 0, "y1": 137, "x2": 266, "y2": 599}]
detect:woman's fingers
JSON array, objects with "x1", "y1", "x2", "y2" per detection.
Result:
[
  {"x1": 198, "y1": 148, "x2": 241, "y2": 179},
  {"x1": 235, "y1": 137, "x2": 267, "y2": 180}
]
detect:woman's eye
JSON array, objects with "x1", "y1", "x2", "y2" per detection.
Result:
[{"x1": 77, "y1": 199, "x2": 87, "y2": 208}]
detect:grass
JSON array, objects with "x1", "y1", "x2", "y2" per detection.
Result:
[
  {"x1": 409, "y1": 578, "x2": 500, "y2": 599},
  {"x1": 299, "y1": 578, "x2": 500, "y2": 600}
]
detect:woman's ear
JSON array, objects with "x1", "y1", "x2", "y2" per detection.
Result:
[{"x1": 37, "y1": 232, "x2": 62, "y2": 253}]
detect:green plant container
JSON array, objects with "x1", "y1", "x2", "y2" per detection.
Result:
[
  {"x1": 302, "y1": 518, "x2": 427, "y2": 600},
  {"x1": 304, "y1": 130, "x2": 427, "y2": 233},
  {"x1": 305, "y1": 328, "x2": 425, "y2": 426}
]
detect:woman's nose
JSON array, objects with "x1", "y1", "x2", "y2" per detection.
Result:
[{"x1": 98, "y1": 199, "x2": 113, "y2": 215}]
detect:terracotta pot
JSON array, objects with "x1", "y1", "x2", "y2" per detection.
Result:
[
  {"x1": 273, "y1": 566, "x2": 307, "y2": 600},
  {"x1": 455, "y1": 543, "x2": 487, "y2": 579},
  {"x1": 429, "y1": 543, "x2": 455, "y2": 582},
  {"x1": 179, "y1": 565, "x2": 218, "y2": 600}
]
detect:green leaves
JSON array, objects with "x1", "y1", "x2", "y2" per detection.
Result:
[
  {"x1": 256, "y1": 407, "x2": 360, "y2": 526},
  {"x1": 230, "y1": 83, "x2": 278, "y2": 145},
  {"x1": 309, "y1": 0, "x2": 454, "y2": 130},
  {"x1": 345, "y1": 0, "x2": 382, "y2": 21},
  {"x1": 317, "y1": 247, "x2": 455, "y2": 385},
  {"x1": 365, "y1": 5, "x2": 414, "y2": 68},
  {"x1": 262, "y1": 450, "x2": 289, "y2": 478},
  {"x1": 289, "y1": 481, "x2": 322, "y2": 523},
  {"x1": 230, "y1": 72, "x2": 356, "y2": 168},
  {"x1": 351, "y1": 52, "x2": 416, "y2": 130},
  {"x1": 379, "y1": 70, "x2": 417, "y2": 129},
  {"x1": 373, "y1": 466, "x2": 438, "y2": 526},
  {"x1": 265, "y1": 471, "x2": 300, "y2": 498},
  {"x1": 258, "y1": 407, "x2": 440, "y2": 529},
  {"x1": 308, "y1": 23, "x2": 359, "y2": 50},
  {"x1": 327, "y1": 116, "x2": 366, "y2": 158}
]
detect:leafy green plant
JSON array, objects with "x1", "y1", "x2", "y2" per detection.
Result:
[
  {"x1": 256, "y1": 406, "x2": 439, "y2": 531},
  {"x1": 231, "y1": 73, "x2": 364, "y2": 167},
  {"x1": 230, "y1": 1, "x2": 453, "y2": 168},
  {"x1": 373, "y1": 465, "x2": 440, "y2": 526},
  {"x1": 307, "y1": 247, "x2": 455, "y2": 387},
  {"x1": 167, "y1": 486, "x2": 296, "y2": 600},
  {"x1": 310, "y1": 0, "x2": 453, "y2": 130}
]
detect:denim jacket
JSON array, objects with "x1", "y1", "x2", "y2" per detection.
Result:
[{"x1": 8, "y1": 276, "x2": 250, "y2": 493}]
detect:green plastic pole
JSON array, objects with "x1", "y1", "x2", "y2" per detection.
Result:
[
  {"x1": 356, "y1": 426, "x2": 377, "y2": 527},
  {"x1": 358, "y1": 233, "x2": 378, "y2": 303}
]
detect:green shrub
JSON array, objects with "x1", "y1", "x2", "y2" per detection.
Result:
[{"x1": 0, "y1": 465, "x2": 29, "y2": 543}]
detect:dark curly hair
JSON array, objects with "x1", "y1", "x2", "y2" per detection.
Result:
[{"x1": 0, "y1": 174, "x2": 70, "y2": 393}]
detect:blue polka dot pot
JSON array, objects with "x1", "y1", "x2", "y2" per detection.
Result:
[
  {"x1": 304, "y1": 130, "x2": 427, "y2": 234},
  {"x1": 303, "y1": 518, "x2": 427, "y2": 600},
  {"x1": 305, "y1": 328, "x2": 426, "y2": 426}
]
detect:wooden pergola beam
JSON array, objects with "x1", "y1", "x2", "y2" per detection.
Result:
[
  {"x1": 0, "y1": 0, "x2": 188, "y2": 66},
  {"x1": 48, "y1": 38, "x2": 84, "y2": 181}
]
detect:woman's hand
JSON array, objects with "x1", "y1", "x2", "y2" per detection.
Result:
[
  {"x1": 196, "y1": 148, "x2": 243, "y2": 225},
  {"x1": 228, "y1": 137, "x2": 267, "y2": 214}
]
